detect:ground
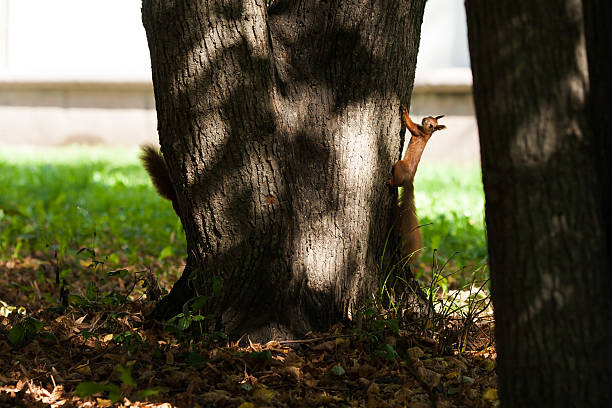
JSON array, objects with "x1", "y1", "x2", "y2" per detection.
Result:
[{"x1": 0, "y1": 255, "x2": 497, "y2": 408}]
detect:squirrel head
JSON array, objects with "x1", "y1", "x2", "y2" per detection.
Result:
[{"x1": 421, "y1": 115, "x2": 446, "y2": 134}]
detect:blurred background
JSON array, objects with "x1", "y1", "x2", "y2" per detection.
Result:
[{"x1": 0, "y1": 0, "x2": 478, "y2": 163}]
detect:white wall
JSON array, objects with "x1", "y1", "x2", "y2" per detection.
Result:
[
  {"x1": 417, "y1": 0, "x2": 470, "y2": 70},
  {"x1": 1, "y1": 0, "x2": 471, "y2": 81},
  {"x1": 0, "y1": 0, "x2": 8, "y2": 68},
  {"x1": 0, "y1": 0, "x2": 478, "y2": 162},
  {"x1": 1, "y1": 0, "x2": 150, "y2": 80},
  {"x1": 415, "y1": 0, "x2": 471, "y2": 86}
]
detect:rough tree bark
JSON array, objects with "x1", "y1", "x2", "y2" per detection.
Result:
[
  {"x1": 142, "y1": 0, "x2": 426, "y2": 339},
  {"x1": 466, "y1": 0, "x2": 612, "y2": 406}
]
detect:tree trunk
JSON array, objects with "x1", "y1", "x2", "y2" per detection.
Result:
[
  {"x1": 466, "y1": 0, "x2": 612, "y2": 406},
  {"x1": 142, "y1": 0, "x2": 426, "y2": 339},
  {"x1": 582, "y1": 0, "x2": 612, "y2": 258}
]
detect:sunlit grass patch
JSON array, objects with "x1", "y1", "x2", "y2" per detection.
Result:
[
  {"x1": 414, "y1": 162, "x2": 487, "y2": 281},
  {"x1": 0, "y1": 145, "x2": 185, "y2": 264}
]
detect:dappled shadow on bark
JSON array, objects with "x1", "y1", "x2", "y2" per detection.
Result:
[
  {"x1": 466, "y1": 0, "x2": 612, "y2": 404},
  {"x1": 267, "y1": 0, "x2": 422, "y2": 112},
  {"x1": 143, "y1": 0, "x2": 426, "y2": 340}
]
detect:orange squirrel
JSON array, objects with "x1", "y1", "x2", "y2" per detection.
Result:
[
  {"x1": 139, "y1": 144, "x2": 180, "y2": 215},
  {"x1": 388, "y1": 105, "x2": 445, "y2": 263}
]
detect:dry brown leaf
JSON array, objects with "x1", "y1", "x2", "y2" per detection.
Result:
[
  {"x1": 417, "y1": 366, "x2": 442, "y2": 388},
  {"x1": 311, "y1": 340, "x2": 335, "y2": 352},
  {"x1": 284, "y1": 366, "x2": 302, "y2": 381},
  {"x1": 406, "y1": 346, "x2": 425, "y2": 360},
  {"x1": 367, "y1": 382, "x2": 380, "y2": 395},
  {"x1": 74, "y1": 315, "x2": 87, "y2": 326},
  {"x1": 201, "y1": 390, "x2": 232, "y2": 404}
]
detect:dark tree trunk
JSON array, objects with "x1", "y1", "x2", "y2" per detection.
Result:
[
  {"x1": 142, "y1": 0, "x2": 426, "y2": 339},
  {"x1": 583, "y1": 0, "x2": 612, "y2": 257},
  {"x1": 466, "y1": 0, "x2": 612, "y2": 406}
]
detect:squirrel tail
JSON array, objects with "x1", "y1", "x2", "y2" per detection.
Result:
[
  {"x1": 140, "y1": 144, "x2": 179, "y2": 213},
  {"x1": 399, "y1": 182, "x2": 422, "y2": 264}
]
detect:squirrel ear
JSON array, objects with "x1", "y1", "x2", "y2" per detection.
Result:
[
  {"x1": 435, "y1": 125, "x2": 446, "y2": 131},
  {"x1": 435, "y1": 115, "x2": 445, "y2": 120}
]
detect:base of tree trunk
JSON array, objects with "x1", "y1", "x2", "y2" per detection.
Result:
[
  {"x1": 148, "y1": 251, "x2": 431, "y2": 343},
  {"x1": 147, "y1": 262, "x2": 196, "y2": 323}
]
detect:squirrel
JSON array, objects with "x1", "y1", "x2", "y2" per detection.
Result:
[
  {"x1": 139, "y1": 144, "x2": 180, "y2": 215},
  {"x1": 388, "y1": 105, "x2": 445, "y2": 263}
]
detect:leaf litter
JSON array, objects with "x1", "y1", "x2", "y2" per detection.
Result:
[{"x1": 0, "y1": 255, "x2": 497, "y2": 407}]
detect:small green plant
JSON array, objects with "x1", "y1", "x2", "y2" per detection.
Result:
[
  {"x1": 164, "y1": 295, "x2": 211, "y2": 335},
  {"x1": 74, "y1": 382, "x2": 122, "y2": 403},
  {"x1": 373, "y1": 343, "x2": 399, "y2": 361},
  {"x1": 8, "y1": 316, "x2": 56, "y2": 346},
  {"x1": 374, "y1": 238, "x2": 491, "y2": 357},
  {"x1": 417, "y1": 251, "x2": 491, "y2": 354},
  {"x1": 356, "y1": 298, "x2": 402, "y2": 361},
  {"x1": 163, "y1": 275, "x2": 224, "y2": 340},
  {"x1": 62, "y1": 244, "x2": 154, "y2": 312},
  {"x1": 112, "y1": 330, "x2": 143, "y2": 352},
  {"x1": 75, "y1": 364, "x2": 168, "y2": 403}
]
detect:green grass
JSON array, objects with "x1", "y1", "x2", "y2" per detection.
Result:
[
  {"x1": 0, "y1": 146, "x2": 487, "y2": 278},
  {"x1": 0, "y1": 146, "x2": 184, "y2": 264},
  {"x1": 414, "y1": 162, "x2": 487, "y2": 276}
]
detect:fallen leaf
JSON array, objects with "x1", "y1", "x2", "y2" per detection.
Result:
[
  {"x1": 253, "y1": 387, "x2": 276, "y2": 402},
  {"x1": 481, "y1": 358, "x2": 496, "y2": 372},
  {"x1": 285, "y1": 366, "x2": 302, "y2": 381},
  {"x1": 165, "y1": 351, "x2": 174, "y2": 365},
  {"x1": 483, "y1": 387, "x2": 498, "y2": 403},
  {"x1": 96, "y1": 398, "x2": 113, "y2": 407},
  {"x1": 335, "y1": 337, "x2": 350, "y2": 348},
  {"x1": 367, "y1": 382, "x2": 380, "y2": 395},
  {"x1": 74, "y1": 363, "x2": 91, "y2": 375},
  {"x1": 406, "y1": 346, "x2": 425, "y2": 360},
  {"x1": 202, "y1": 390, "x2": 231, "y2": 404},
  {"x1": 445, "y1": 356, "x2": 468, "y2": 371},
  {"x1": 445, "y1": 371, "x2": 461, "y2": 380},
  {"x1": 462, "y1": 376, "x2": 475, "y2": 384},
  {"x1": 312, "y1": 340, "x2": 335, "y2": 351},
  {"x1": 417, "y1": 367, "x2": 442, "y2": 388}
]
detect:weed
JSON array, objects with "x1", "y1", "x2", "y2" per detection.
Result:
[
  {"x1": 373, "y1": 242, "x2": 492, "y2": 358},
  {"x1": 417, "y1": 250, "x2": 492, "y2": 354}
]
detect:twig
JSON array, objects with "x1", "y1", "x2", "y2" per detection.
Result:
[{"x1": 278, "y1": 333, "x2": 358, "y2": 345}]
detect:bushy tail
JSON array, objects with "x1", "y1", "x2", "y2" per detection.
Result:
[{"x1": 140, "y1": 144, "x2": 179, "y2": 213}]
